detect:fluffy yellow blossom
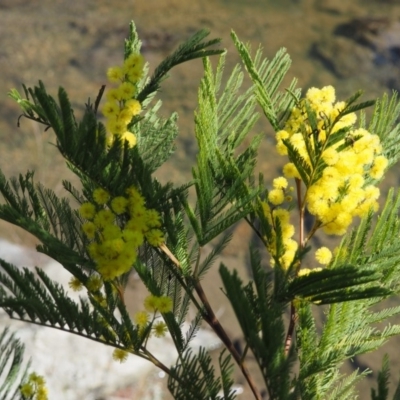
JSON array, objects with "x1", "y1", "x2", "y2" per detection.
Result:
[
  {"x1": 68, "y1": 276, "x2": 83, "y2": 291},
  {"x1": 322, "y1": 148, "x2": 339, "y2": 166},
  {"x1": 315, "y1": 247, "x2": 332, "y2": 264},
  {"x1": 111, "y1": 196, "x2": 129, "y2": 215},
  {"x1": 144, "y1": 295, "x2": 159, "y2": 312},
  {"x1": 268, "y1": 189, "x2": 285, "y2": 205},
  {"x1": 82, "y1": 221, "x2": 97, "y2": 239},
  {"x1": 94, "y1": 209, "x2": 115, "y2": 227},
  {"x1": 145, "y1": 229, "x2": 164, "y2": 246},
  {"x1": 125, "y1": 99, "x2": 142, "y2": 115},
  {"x1": 273, "y1": 177, "x2": 288, "y2": 189},
  {"x1": 370, "y1": 155, "x2": 388, "y2": 179},
  {"x1": 153, "y1": 321, "x2": 168, "y2": 338},
  {"x1": 102, "y1": 102, "x2": 120, "y2": 118},
  {"x1": 93, "y1": 188, "x2": 110, "y2": 205},
  {"x1": 86, "y1": 275, "x2": 103, "y2": 292},
  {"x1": 125, "y1": 53, "x2": 144, "y2": 68},
  {"x1": 107, "y1": 66, "x2": 125, "y2": 82},
  {"x1": 20, "y1": 383, "x2": 34, "y2": 397},
  {"x1": 112, "y1": 348, "x2": 129, "y2": 363},
  {"x1": 156, "y1": 296, "x2": 173, "y2": 313},
  {"x1": 118, "y1": 82, "x2": 136, "y2": 100},
  {"x1": 120, "y1": 131, "x2": 137, "y2": 147},
  {"x1": 283, "y1": 163, "x2": 301, "y2": 179},
  {"x1": 79, "y1": 202, "x2": 96, "y2": 220},
  {"x1": 134, "y1": 311, "x2": 149, "y2": 327}
]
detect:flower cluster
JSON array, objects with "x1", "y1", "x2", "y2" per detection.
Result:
[
  {"x1": 101, "y1": 52, "x2": 145, "y2": 147},
  {"x1": 134, "y1": 294, "x2": 172, "y2": 337},
  {"x1": 20, "y1": 372, "x2": 48, "y2": 400},
  {"x1": 263, "y1": 177, "x2": 298, "y2": 269},
  {"x1": 80, "y1": 187, "x2": 164, "y2": 281},
  {"x1": 111, "y1": 294, "x2": 172, "y2": 363},
  {"x1": 282, "y1": 86, "x2": 387, "y2": 235},
  {"x1": 113, "y1": 295, "x2": 172, "y2": 363},
  {"x1": 267, "y1": 86, "x2": 388, "y2": 268}
]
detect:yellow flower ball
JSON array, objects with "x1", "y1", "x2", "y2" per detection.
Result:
[
  {"x1": 315, "y1": 247, "x2": 332, "y2": 265},
  {"x1": 79, "y1": 202, "x2": 96, "y2": 220},
  {"x1": 93, "y1": 188, "x2": 110, "y2": 205},
  {"x1": 112, "y1": 348, "x2": 129, "y2": 363},
  {"x1": 268, "y1": 189, "x2": 285, "y2": 205}
]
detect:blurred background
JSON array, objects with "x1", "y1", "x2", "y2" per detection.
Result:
[{"x1": 1, "y1": 0, "x2": 400, "y2": 398}]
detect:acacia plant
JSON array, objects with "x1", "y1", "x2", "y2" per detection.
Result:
[{"x1": 1, "y1": 21, "x2": 400, "y2": 399}]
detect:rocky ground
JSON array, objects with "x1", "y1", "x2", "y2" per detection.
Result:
[{"x1": 1, "y1": 0, "x2": 400, "y2": 398}]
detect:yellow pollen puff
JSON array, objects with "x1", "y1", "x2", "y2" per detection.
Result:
[
  {"x1": 322, "y1": 148, "x2": 339, "y2": 166},
  {"x1": 118, "y1": 108, "x2": 134, "y2": 124},
  {"x1": 276, "y1": 141, "x2": 288, "y2": 155},
  {"x1": 20, "y1": 383, "x2": 35, "y2": 398},
  {"x1": 285, "y1": 238, "x2": 298, "y2": 252},
  {"x1": 276, "y1": 130, "x2": 290, "y2": 141},
  {"x1": 102, "y1": 102, "x2": 120, "y2": 118},
  {"x1": 268, "y1": 189, "x2": 285, "y2": 205},
  {"x1": 107, "y1": 66, "x2": 125, "y2": 83},
  {"x1": 111, "y1": 196, "x2": 129, "y2": 215},
  {"x1": 283, "y1": 163, "x2": 301, "y2": 179},
  {"x1": 120, "y1": 131, "x2": 137, "y2": 148},
  {"x1": 364, "y1": 185, "x2": 380, "y2": 201},
  {"x1": 153, "y1": 321, "x2": 168, "y2": 338},
  {"x1": 145, "y1": 229, "x2": 164, "y2": 246},
  {"x1": 315, "y1": 246, "x2": 332, "y2": 264},
  {"x1": 68, "y1": 276, "x2": 83, "y2": 291},
  {"x1": 125, "y1": 99, "x2": 142, "y2": 115},
  {"x1": 93, "y1": 188, "x2": 110, "y2": 205},
  {"x1": 102, "y1": 224, "x2": 121, "y2": 240},
  {"x1": 94, "y1": 209, "x2": 115, "y2": 227},
  {"x1": 86, "y1": 275, "x2": 103, "y2": 292},
  {"x1": 370, "y1": 155, "x2": 388, "y2": 179},
  {"x1": 124, "y1": 53, "x2": 145, "y2": 70},
  {"x1": 79, "y1": 202, "x2": 96, "y2": 220},
  {"x1": 134, "y1": 311, "x2": 149, "y2": 327},
  {"x1": 281, "y1": 250, "x2": 296, "y2": 269},
  {"x1": 272, "y1": 177, "x2": 288, "y2": 189},
  {"x1": 106, "y1": 88, "x2": 123, "y2": 102},
  {"x1": 307, "y1": 85, "x2": 335, "y2": 104},
  {"x1": 348, "y1": 174, "x2": 364, "y2": 189},
  {"x1": 82, "y1": 221, "x2": 97, "y2": 239},
  {"x1": 118, "y1": 82, "x2": 136, "y2": 100},
  {"x1": 156, "y1": 296, "x2": 173, "y2": 313},
  {"x1": 144, "y1": 295, "x2": 159, "y2": 312},
  {"x1": 112, "y1": 348, "x2": 129, "y2": 363},
  {"x1": 122, "y1": 229, "x2": 144, "y2": 247},
  {"x1": 145, "y1": 209, "x2": 162, "y2": 227}
]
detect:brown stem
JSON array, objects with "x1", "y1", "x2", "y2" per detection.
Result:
[
  {"x1": 160, "y1": 243, "x2": 262, "y2": 399},
  {"x1": 284, "y1": 302, "x2": 297, "y2": 355},
  {"x1": 195, "y1": 281, "x2": 262, "y2": 400}
]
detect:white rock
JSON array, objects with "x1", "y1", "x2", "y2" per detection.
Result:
[{"x1": 0, "y1": 240, "x2": 222, "y2": 399}]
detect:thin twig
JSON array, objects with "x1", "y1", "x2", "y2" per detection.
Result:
[
  {"x1": 195, "y1": 281, "x2": 262, "y2": 400},
  {"x1": 160, "y1": 242, "x2": 262, "y2": 400}
]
